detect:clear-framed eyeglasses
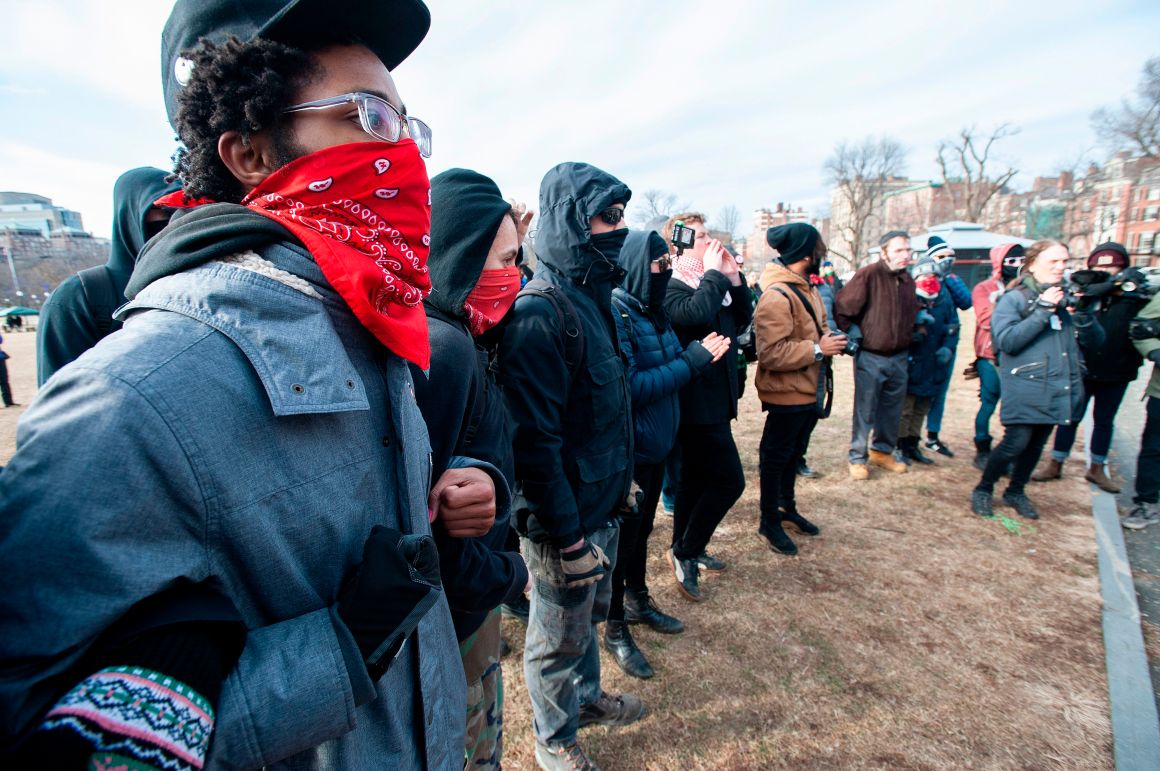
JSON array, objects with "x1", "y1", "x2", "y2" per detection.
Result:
[{"x1": 282, "y1": 92, "x2": 432, "y2": 158}]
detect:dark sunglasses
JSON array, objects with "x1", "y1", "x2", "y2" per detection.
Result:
[
  {"x1": 653, "y1": 254, "x2": 672, "y2": 271},
  {"x1": 599, "y1": 207, "x2": 625, "y2": 225}
]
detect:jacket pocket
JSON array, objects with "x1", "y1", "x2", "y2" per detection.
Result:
[
  {"x1": 587, "y1": 355, "x2": 626, "y2": 430},
  {"x1": 577, "y1": 445, "x2": 629, "y2": 484},
  {"x1": 1010, "y1": 360, "x2": 1047, "y2": 379}
]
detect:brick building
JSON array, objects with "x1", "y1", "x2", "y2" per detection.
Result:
[
  {"x1": 1, "y1": 225, "x2": 110, "y2": 306},
  {"x1": 742, "y1": 203, "x2": 810, "y2": 264}
]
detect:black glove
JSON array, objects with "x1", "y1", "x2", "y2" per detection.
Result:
[
  {"x1": 935, "y1": 347, "x2": 953, "y2": 365},
  {"x1": 338, "y1": 526, "x2": 443, "y2": 682},
  {"x1": 1129, "y1": 317, "x2": 1160, "y2": 341}
]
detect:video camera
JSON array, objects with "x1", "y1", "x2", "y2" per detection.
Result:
[
  {"x1": 671, "y1": 220, "x2": 695, "y2": 255},
  {"x1": 1065, "y1": 267, "x2": 1155, "y2": 310}
]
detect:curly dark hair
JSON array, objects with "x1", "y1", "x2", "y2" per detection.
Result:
[{"x1": 172, "y1": 36, "x2": 319, "y2": 203}]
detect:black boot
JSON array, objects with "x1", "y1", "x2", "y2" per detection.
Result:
[
  {"x1": 624, "y1": 589, "x2": 684, "y2": 634},
  {"x1": 759, "y1": 517, "x2": 798, "y2": 556},
  {"x1": 901, "y1": 437, "x2": 934, "y2": 465},
  {"x1": 780, "y1": 503, "x2": 820, "y2": 536},
  {"x1": 604, "y1": 620, "x2": 654, "y2": 679},
  {"x1": 973, "y1": 437, "x2": 992, "y2": 472}
]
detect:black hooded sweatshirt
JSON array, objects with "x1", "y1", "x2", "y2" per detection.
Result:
[
  {"x1": 37, "y1": 168, "x2": 180, "y2": 385},
  {"x1": 409, "y1": 168, "x2": 527, "y2": 641},
  {"x1": 499, "y1": 163, "x2": 634, "y2": 548}
]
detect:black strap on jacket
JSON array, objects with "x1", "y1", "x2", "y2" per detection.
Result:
[
  {"x1": 77, "y1": 265, "x2": 121, "y2": 337},
  {"x1": 516, "y1": 279, "x2": 586, "y2": 378},
  {"x1": 771, "y1": 284, "x2": 833, "y2": 418}
]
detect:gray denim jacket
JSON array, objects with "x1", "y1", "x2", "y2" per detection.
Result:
[{"x1": 0, "y1": 242, "x2": 466, "y2": 769}]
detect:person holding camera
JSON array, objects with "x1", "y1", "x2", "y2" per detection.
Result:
[
  {"x1": 1031, "y1": 242, "x2": 1149, "y2": 492},
  {"x1": 663, "y1": 212, "x2": 753, "y2": 601},
  {"x1": 971, "y1": 241, "x2": 1104, "y2": 519},
  {"x1": 754, "y1": 224, "x2": 846, "y2": 555},
  {"x1": 835, "y1": 230, "x2": 920, "y2": 479},
  {"x1": 1124, "y1": 293, "x2": 1160, "y2": 529},
  {"x1": 604, "y1": 230, "x2": 729, "y2": 678}
]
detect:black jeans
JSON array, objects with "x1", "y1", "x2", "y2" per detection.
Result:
[
  {"x1": 758, "y1": 408, "x2": 818, "y2": 531},
  {"x1": 1050, "y1": 379, "x2": 1130, "y2": 465},
  {"x1": 607, "y1": 462, "x2": 663, "y2": 622},
  {"x1": 1136, "y1": 396, "x2": 1160, "y2": 505},
  {"x1": 976, "y1": 423, "x2": 1055, "y2": 495},
  {"x1": 671, "y1": 421, "x2": 745, "y2": 560}
]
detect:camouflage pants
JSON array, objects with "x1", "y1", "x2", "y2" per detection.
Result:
[{"x1": 461, "y1": 608, "x2": 504, "y2": 769}]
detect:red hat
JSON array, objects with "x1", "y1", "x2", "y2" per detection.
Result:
[{"x1": 1087, "y1": 242, "x2": 1129, "y2": 270}]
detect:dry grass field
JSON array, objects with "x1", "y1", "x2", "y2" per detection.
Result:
[{"x1": 0, "y1": 317, "x2": 1113, "y2": 769}]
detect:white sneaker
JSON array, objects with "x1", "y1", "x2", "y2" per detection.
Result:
[{"x1": 1123, "y1": 502, "x2": 1160, "y2": 530}]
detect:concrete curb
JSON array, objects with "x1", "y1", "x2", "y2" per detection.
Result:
[{"x1": 1092, "y1": 487, "x2": 1160, "y2": 770}]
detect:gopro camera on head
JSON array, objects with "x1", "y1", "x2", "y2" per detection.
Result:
[{"x1": 671, "y1": 220, "x2": 695, "y2": 255}]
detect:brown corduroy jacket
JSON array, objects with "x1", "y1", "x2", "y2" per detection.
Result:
[{"x1": 754, "y1": 262, "x2": 830, "y2": 406}]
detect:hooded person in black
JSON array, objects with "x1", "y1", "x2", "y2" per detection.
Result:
[
  {"x1": 603, "y1": 230, "x2": 727, "y2": 679},
  {"x1": 36, "y1": 167, "x2": 180, "y2": 385},
  {"x1": 409, "y1": 168, "x2": 530, "y2": 769},
  {"x1": 498, "y1": 162, "x2": 643, "y2": 768}
]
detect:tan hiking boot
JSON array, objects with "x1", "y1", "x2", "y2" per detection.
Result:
[
  {"x1": 1031, "y1": 458, "x2": 1063, "y2": 482},
  {"x1": 849, "y1": 463, "x2": 870, "y2": 481},
  {"x1": 1084, "y1": 463, "x2": 1121, "y2": 493},
  {"x1": 868, "y1": 449, "x2": 907, "y2": 473}
]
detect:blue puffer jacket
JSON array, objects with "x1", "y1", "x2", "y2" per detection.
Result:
[{"x1": 612, "y1": 231, "x2": 713, "y2": 466}]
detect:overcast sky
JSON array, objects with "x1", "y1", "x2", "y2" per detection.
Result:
[{"x1": 1, "y1": 0, "x2": 1157, "y2": 239}]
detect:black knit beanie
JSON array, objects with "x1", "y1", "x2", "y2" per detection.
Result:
[{"x1": 766, "y1": 223, "x2": 819, "y2": 265}]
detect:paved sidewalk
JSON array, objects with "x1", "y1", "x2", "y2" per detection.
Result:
[{"x1": 1101, "y1": 375, "x2": 1160, "y2": 768}]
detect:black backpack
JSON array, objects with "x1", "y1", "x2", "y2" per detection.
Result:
[
  {"x1": 76, "y1": 265, "x2": 123, "y2": 337},
  {"x1": 516, "y1": 279, "x2": 586, "y2": 379}
]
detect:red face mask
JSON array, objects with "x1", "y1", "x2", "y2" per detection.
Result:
[
  {"x1": 160, "y1": 140, "x2": 434, "y2": 368},
  {"x1": 463, "y1": 266, "x2": 521, "y2": 336}
]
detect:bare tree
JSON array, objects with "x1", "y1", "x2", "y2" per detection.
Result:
[
  {"x1": 713, "y1": 205, "x2": 741, "y2": 240},
  {"x1": 631, "y1": 189, "x2": 691, "y2": 230},
  {"x1": 823, "y1": 136, "x2": 907, "y2": 268},
  {"x1": 1092, "y1": 56, "x2": 1160, "y2": 160},
  {"x1": 936, "y1": 124, "x2": 1020, "y2": 223}
]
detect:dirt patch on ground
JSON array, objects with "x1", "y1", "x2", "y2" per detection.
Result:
[{"x1": 0, "y1": 318, "x2": 1111, "y2": 768}]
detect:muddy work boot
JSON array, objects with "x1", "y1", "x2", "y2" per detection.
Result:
[
  {"x1": 578, "y1": 690, "x2": 646, "y2": 728},
  {"x1": 1031, "y1": 458, "x2": 1063, "y2": 482},
  {"x1": 535, "y1": 740, "x2": 603, "y2": 771},
  {"x1": 1084, "y1": 463, "x2": 1121, "y2": 494},
  {"x1": 869, "y1": 448, "x2": 908, "y2": 473}
]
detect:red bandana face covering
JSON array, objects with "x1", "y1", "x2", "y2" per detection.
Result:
[
  {"x1": 463, "y1": 266, "x2": 520, "y2": 336},
  {"x1": 160, "y1": 140, "x2": 433, "y2": 368}
]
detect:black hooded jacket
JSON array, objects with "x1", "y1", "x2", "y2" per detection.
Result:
[
  {"x1": 409, "y1": 169, "x2": 528, "y2": 640},
  {"x1": 37, "y1": 168, "x2": 180, "y2": 384},
  {"x1": 664, "y1": 267, "x2": 754, "y2": 425},
  {"x1": 499, "y1": 163, "x2": 634, "y2": 547}
]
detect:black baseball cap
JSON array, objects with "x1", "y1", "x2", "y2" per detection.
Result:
[{"x1": 161, "y1": 0, "x2": 431, "y2": 129}]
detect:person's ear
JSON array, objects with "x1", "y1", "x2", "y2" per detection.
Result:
[{"x1": 217, "y1": 130, "x2": 279, "y2": 192}]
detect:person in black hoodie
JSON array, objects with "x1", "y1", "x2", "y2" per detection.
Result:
[
  {"x1": 37, "y1": 167, "x2": 180, "y2": 385},
  {"x1": 499, "y1": 162, "x2": 642, "y2": 771},
  {"x1": 410, "y1": 168, "x2": 532, "y2": 770},
  {"x1": 605, "y1": 230, "x2": 728, "y2": 679},
  {"x1": 662, "y1": 212, "x2": 753, "y2": 602},
  {"x1": 1031, "y1": 242, "x2": 1149, "y2": 492}
]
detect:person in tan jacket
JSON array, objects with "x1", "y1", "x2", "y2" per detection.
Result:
[{"x1": 754, "y1": 224, "x2": 849, "y2": 555}]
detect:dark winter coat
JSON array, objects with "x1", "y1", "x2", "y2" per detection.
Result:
[
  {"x1": 664, "y1": 271, "x2": 753, "y2": 424},
  {"x1": 992, "y1": 281, "x2": 1105, "y2": 426},
  {"x1": 907, "y1": 299, "x2": 951, "y2": 398},
  {"x1": 612, "y1": 232, "x2": 713, "y2": 466},
  {"x1": 410, "y1": 168, "x2": 529, "y2": 641},
  {"x1": 834, "y1": 259, "x2": 920, "y2": 355},
  {"x1": 499, "y1": 163, "x2": 633, "y2": 548},
  {"x1": 1080, "y1": 292, "x2": 1147, "y2": 383},
  {"x1": 37, "y1": 168, "x2": 180, "y2": 385}
]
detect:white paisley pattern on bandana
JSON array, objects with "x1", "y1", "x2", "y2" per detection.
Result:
[{"x1": 42, "y1": 665, "x2": 215, "y2": 771}]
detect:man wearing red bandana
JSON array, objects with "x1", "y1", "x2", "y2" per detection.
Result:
[{"x1": 0, "y1": 2, "x2": 483, "y2": 770}]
